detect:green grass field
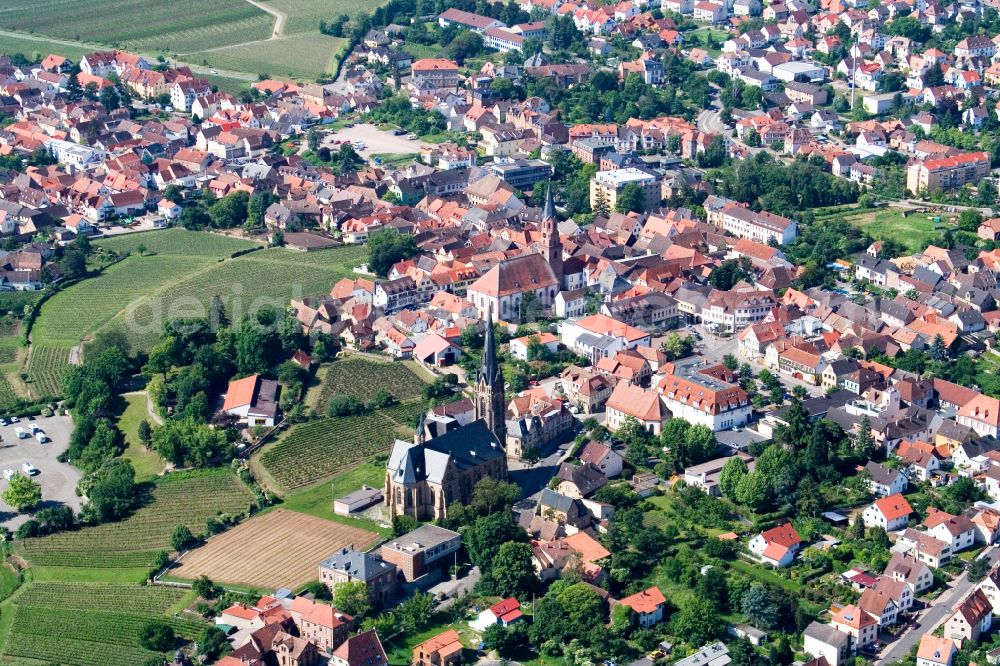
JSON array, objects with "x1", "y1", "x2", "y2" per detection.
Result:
[
  {"x1": 32, "y1": 232, "x2": 368, "y2": 353},
  {"x1": 266, "y1": 461, "x2": 391, "y2": 536},
  {"x1": 1, "y1": 582, "x2": 204, "y2": 666},
  {"x1": 118, "y1": 394, "x2": 165, "y2": 482},
  {"x1": 19, "y1": 469, "x2": 254, "y2": 570},
  {"x1": 840, "y1": 208, "x2": 948, "y2": 253},
  {"x1": 0, "y1": 0, "x2": 272, "y2": 54}
]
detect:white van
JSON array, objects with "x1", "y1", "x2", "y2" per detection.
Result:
[
  {"x1": 14, "y1": 427, "x2": 28, "y2": 439},
  {"x1": 34, "y1": 432, "x2": 48, "y2": 444},
  {"x1": 30, "y1": 424, "x2": 42, "y2": 435}
]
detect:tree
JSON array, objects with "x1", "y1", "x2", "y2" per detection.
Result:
[
  {"x1": 367, "y1": 228, "x2": 418, "y2": 277},
  {"x1": 719, "y1": 456, "x2": 748, "y2": 499},
  {"x1": 399, "y1": 591, "x2": 434, "y2": 632},
  {"x1": 333, "y1": 580, "x2": 373, "y2": 617},
  {"x1": 152, "y1": 419, "x2": 229, "y2": 468},
  {"x1": 856, "y1": 415, "x2": 875, "y2": 459},
  {"x1": 139, "y1": 620, "x2": 176, "y2": 651},
  {"x1": 968, "y1": 557, "x2": 991, "y2": 583},
  {"x1": 465, "y1": 512, "x2": 524, "y2": 571},
  {"x1": 328, "y1": 395, "x2": 365, "y2": 417},
  {"x1": 3, "y1": 474, "x2": 40, "y2": 512},
  {"x1": 593, "y1": 187, "x2": 611, "y2": 218},
  {"x1": 470, "y1": 478, "x2": 521, "y2": 516},
  {"x1": 741, "y1": 584, "x2": 779, "y2": 629},
  {"x1": 735, "y1": 472, "x2": 771, "y2": 512},
  {"x1": 198, "y1": 625, "x2": 229, "y2": 661},
  {"x1": 208, "y1": 191, "x2": 250, "y2": 228},
  {"x1": 193, "y1": 575, "x2": 219, "y2": 599},
  {"x1": 697, "y1": 567, "x2": 730, "y2": 612},
  {"x1": 615, "y1": 183, "x2": 647, "y2": 214},
  {"x1": 491, "y1": 541, "x2": 536, "y2": 597},
  {"x1": 171, "y1": 524, "x2": 197, "y2": 551},
  {"x1": 929, "y1": 334, "x2": 949, "y2": 361},
  {"x1": 82, "y1": 458, "x2": 137, "y2": 523},
  {"x1": 671, "y1": 596, "x2": 722, "y2": 646}
]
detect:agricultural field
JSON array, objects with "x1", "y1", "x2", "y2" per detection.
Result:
[
  {"x1": 22, "y1": 344, "x2": 69, "y2": 400},
  {"x1": 258, "y1": 412, "x2": 403, "y2": 490},
  {"x1": 95, "y1": 228, "x2": 259, "y2": 258},
  {"x1": 318, "y1": 357, "x2": 429, "y2": 406},
  {"x1": 171, "y1": 508, "x2": 378, "y2": 589},
  {"x1": 19, "y1": 469, "x2": 255, "y2": 570},
  {"x1": 0, "y1": 0, "x2": 272, "y2": 55},
  {"x1": 188, "y1": 33, "x2": 346, "y2": 81},
  {"x1": 31, "y1": 255, "x2": 210, "y2": 347},
  {"x1": 269, "y1": 0, "x2": 379, "y2": 34},
  {"x1": 1, "y1": 581, "x2": 204, "y2": 666},
  {"x1": 0, "y1": 32, "x2": 94, "y2": 62},
  {"x1": 30, "y1": 239, "x2": 367, "y2": 353}
]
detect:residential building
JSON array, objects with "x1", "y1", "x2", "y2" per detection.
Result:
[
  {"x1": 862, "y1": 494, "x2": 913, "y2": 531},
  {"x1": 590, "y1": 168, "x2": 661, "y2": 212}
]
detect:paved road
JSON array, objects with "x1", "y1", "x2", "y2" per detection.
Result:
[
  {"x1": 876, "y1": 546, "x2": 1000, "y2": 664},
  {"x1": 697, "y1": 106, "x2": 727, "y2": 135},
  {"x1": 511, "y1": 436, "x2": 576, "y2": 524}
]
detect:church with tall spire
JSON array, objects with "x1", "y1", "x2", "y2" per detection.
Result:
[
  {"x1": 384, "y1": 313, "x2": 508, "y2": 520},
  {"x1": 475, "y1": 308, "x2": 507, "y2": 446},
  {"x1": 538, "y1": 185, "x2": 563, "y2": 286}
]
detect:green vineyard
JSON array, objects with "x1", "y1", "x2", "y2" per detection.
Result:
[
  {"x1": 259, "y1": 412, "x2": 401, "y2": 490},
  {"x1": 20, "y1": 470, "x2": 255, "y2": 568}
]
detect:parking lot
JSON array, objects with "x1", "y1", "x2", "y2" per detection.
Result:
[
  {"x1": 0, "y1": 414, "x2": 80, "y2": 529},
  {"x1": 323, "y1": 123, "x2": 432, "y2": 159}
]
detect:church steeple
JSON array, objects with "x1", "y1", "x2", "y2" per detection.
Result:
[
  {"x1": 540, "y1": 185, "x2": 563, "y2": 286},
  {"x1": 475, "y1": 308, "x2": 506, "y2": 449}
]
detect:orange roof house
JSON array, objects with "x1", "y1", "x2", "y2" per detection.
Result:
[
  {"x1": 413, "y1": 630, "x2": 463, "y2": 666},
  {"x1": 618, "y1": 586, "x2": 666, "y2": 626}
]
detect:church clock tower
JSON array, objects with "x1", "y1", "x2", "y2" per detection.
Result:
[
  {"x1": 475, "y1": 308, "x2": 507, "y2": 448},
  {"x1": 539, "y1": 184, "x2": 563, "y2": 287}
]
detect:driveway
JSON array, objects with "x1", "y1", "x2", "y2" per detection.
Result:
[
  {"x1": 0, "y1": 414, "x2": 81, "y2": 529},
  {"x1": 876, "y1": 546, "x2": 1000, "y2": 664},
  {"x1": 323, "y1": 124, "x2": 432, "y2": 159}
]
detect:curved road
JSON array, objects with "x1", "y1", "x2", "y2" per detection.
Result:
[{"x1": 245, "y1": 0, "x2": 287, "y2": 37}]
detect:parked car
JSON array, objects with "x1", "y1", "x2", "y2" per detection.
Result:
[
  {"x1": 9, "y1": 416, "x2": 19, "y2": 423},
  {"x1": 2, "y1": 469, "x2": 15, "y2": 481},
  {"x1": 14, "y1": 427, "x2": 27, "y2": 439},
  {"x1": 34, "y1": 432, "x2": 48, "y2": 444},
  {"x1": 21, "y1": 463, "x2": 37, "y2": 476}
]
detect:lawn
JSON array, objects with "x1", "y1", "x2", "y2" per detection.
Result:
[
  {"x1": 729, "y1": 558, "x2": 803, "y2": 592},
  {"x1": 30, "y1": 237, "x2": 368, "y2": 354},
  {"x1": 0, "y1": 0, "x2": 272, "y2": 55},
  {"x1": 18, "y1": 469, "x2": 255, "y2": 570},
  {"x1": 842, "y1": 208, "x2": 948, "y2": 253},
  {"x1": 117, "y1": 394, "x2": 165, "y2": 482},
  {"x1": 272, "y1": 461, "x2": 391, "y2": 536},
  {"x1": 0, "y1": 581, "x2": 206, "y2": 666}
]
